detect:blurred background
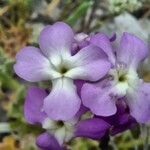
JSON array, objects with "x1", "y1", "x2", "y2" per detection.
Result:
[{"x1": 0, "y1": 0, "x2": 150, "y2": 149}]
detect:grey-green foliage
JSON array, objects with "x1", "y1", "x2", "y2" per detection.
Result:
[
  {"x1": 66, "y1": 0, "x2": 93, "y2": 26},
  {"x1": 0, "y1": 48, "x2": 17, "y2": 90},
  {"x1": 108, "y1": 0, "x2": 142, "y2": 14},
  {"x1": 6, "y1": 0, "x2": 33, "y2": 8}
]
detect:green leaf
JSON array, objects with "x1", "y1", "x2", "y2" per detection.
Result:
[{"x1": 66, "y1": 1, "x2": 93, "y2": 26}]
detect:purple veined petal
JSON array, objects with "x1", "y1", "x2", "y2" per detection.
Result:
[
  {"x1": 111, "y1": 100, "x2": 129, "y2": 124},
  {"x1": 43, "y1": 78, "x2": 81, "y2": 121},
  {"x1": 101, "y1": 113, "x2": 130, "y2": 128},
  {"x1": 111, "y1": 116, "x2": 136, "y2": 135},
  {"x1": 39, "y1": 22, "x2": 74, "y2": 59},
  {"x1": 97, "y1": 99, "x2": 137, "y2": 135},
  {"x1": 75, "y1": 118, "x2": 110, "y2": 140},
  {"x1": 98, "y1": 99, "x2": 137, "y2": 135},
  {"x1": 36, "y1": 132, "x2": 62, "y2": 150},
  {"x1": 115, "y1": 100, "x2": 127, "y2": 114},
  {"x1": 14, "y1": 46, "x2": 60, "y2": 82},
  {"x1": 90, "y1": 33, "x2": 116, "y2": 65},
  {"x1": 99, "y1": 100, "x2": 128, "y2": 126},
  {"x1": 117, "y1": 32, "x2": 148, "y2": 69},
  {"x1": 126, "y1": 82, "x2": 150, "y2": 123},
  {"x1": 24, "y1": 86, "x2": 47, "y2": 124},
  {"x1": 109, "y1": 33, "x2": 117, "y2": 42},
  {"x1": 81, "y1": 81, "x2": 117, "y2": 116},
  {"x1": 66, "y1": 45, "x2": 111, "y2": 82}
]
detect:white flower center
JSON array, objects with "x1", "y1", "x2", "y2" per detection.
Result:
[
  {"x1": 50, "y1": 53, "x2": 75, "y2": 78},
  {"x1": 57, "y1": 63, "x2": 70, "y2": 75},
  {"x1": 110, "y1": 63, "x2": 140, "y2": 96},
  {"x1": 42, "y1": 118, "x2": 74, "y2": 145}
]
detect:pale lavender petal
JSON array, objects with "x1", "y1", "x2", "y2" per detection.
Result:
[
  {"x1": 14, "y1": 46, "x2": 58, "y2": 82},
  {"x1": 66, "y1": 45, "x2": 111, "y2": 81},
  {"x1": 43, "y1": 78, "x2": 81, "y2": 121},
  {"x1": 90, "y1": 33, "x2": 116, "y2": 65},
  {"x1": 36, "y1": 132, "x2": 62, "y2": 150},
  {"x1": 81, "y1": 81, "x2": 117, "y2": 116},
  {"x1": 117, "y1": 32, "x2": 148, "y2": 68},
  {"x1": 24, "y1": 87, "x2": 47, "y2": 124},
  {"x1": 75, "y1": 118, "x2": 110, "y2": 140},
  {"x1": 126, "y1": 82, "x2": 150, "y2": 123},
  {"x1": 39, "y1": 22, "x2": 74, "y2": 58}
]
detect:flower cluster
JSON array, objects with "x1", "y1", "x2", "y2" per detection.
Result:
[{"x1": 14, "y1": 22, "x2": 150, "y2": 150}]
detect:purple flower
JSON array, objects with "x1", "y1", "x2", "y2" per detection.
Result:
[
  {"x1": 24, "y1": 86, "x2": 79, "y2": 147},
  {"x1": 24, "y1": 86, "x2": 110, "y2": 150},
  {"x1": 81, "y1": 32, "x2": 150, "y2": 123},
  {"x1": 36, "y1": 133, "x2": 62, "y2": 150},
  {"x1": 14, "y1": 22, "x2": 111, "y2": 121},
  {"x1": 99, "y1": 100, "x2": 137, "y2": 135},
  {"x1": 76, "y1": 101, "x2": 136, "y2": 140},
  {"x1": 75, "y1": 118, "x2": 111, "y2": 140}
]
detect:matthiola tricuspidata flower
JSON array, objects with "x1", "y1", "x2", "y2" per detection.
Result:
[
  {"x1": 14, "y1": 22, "x2": 111, "y2": 121},
  {"x1": 82, "y1": 32, "x2": 150, "y2": 123},
  {"x1": 14, "y1": 21, "x2": 149, "y2": 149},
  {"x1": 24, "y1": 87, "x2": 111, "y2": 150}
]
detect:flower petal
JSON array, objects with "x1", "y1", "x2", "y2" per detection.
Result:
[
  {"x1": 74, "y1": 80, "x2": 85, "y2": 97},
  {"x1": 81, "y1": 81, "x2": 117, "y2": 116},
  {"x1": 39, "y1": 22, "x2": 74, "y2": 58},
  {"x1": 126, "y1": 82, "x2": 150, "y2": 123},
  {"x1": 74, "y1": 33, "x2": 89, "y2": 49},
  {"x1": 111, "y1": 116, "x2": 136, "y2": 135},
  {"x1": 14, "y1": 46, "x2": 59, "y2": 82},
  {"x1": 117, "y1": 32, "x2": 148, "y2": 68},
  {"x1": 36, "y1": 132, "x2": 62, "y2": 150},
  {"x1": 90, "y1": 33, "x2": 116, "y2": 65},
  {"x1": 74, "y1": 104, "x2": 88, "y2": 119},
  {"x1": 66, "y1": 45, "x2": 111, "y2": 81},
  {"x1": 43, "y1": 78, "x2": 81, "y2": 121},
  {"x1": 75, "y1": 118, "x2": 110, "y2": 140},
  {"x1": 24, "y1": 87, "x2": 47, "y2": 124},
  {"x1": 54, "y1": 127, "x2": 66, "y2": 145},
  {"x1": 99, "y1": 100, "x2": 137, "y2": 135}
]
